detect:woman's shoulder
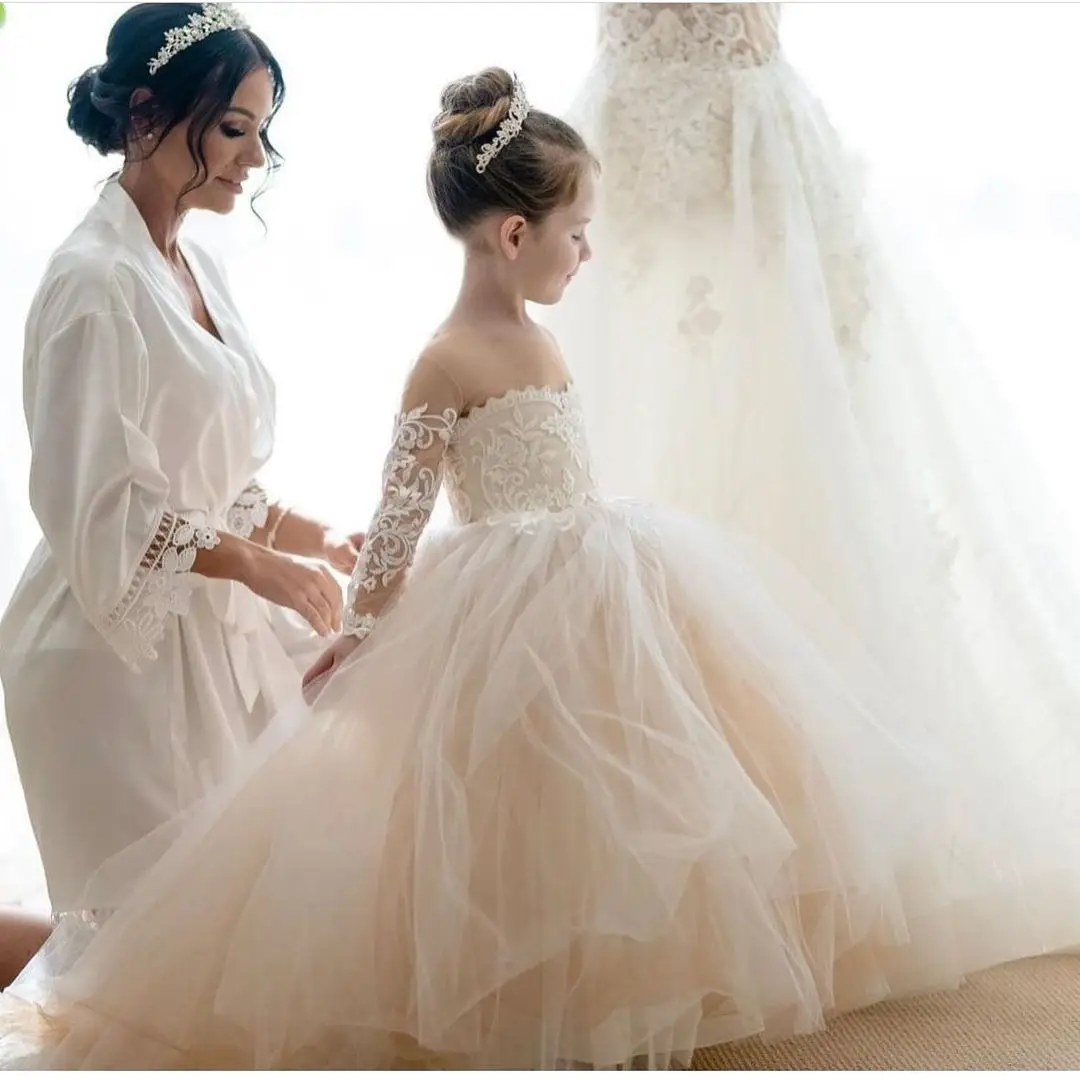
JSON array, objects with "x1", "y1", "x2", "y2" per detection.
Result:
[{"x1": 32, "y1": 222, "x2": 144, "y2": 333}]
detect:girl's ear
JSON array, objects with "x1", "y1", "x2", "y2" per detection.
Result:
[{"x1": 498, "y1": 214, "x2": 528, "y2": 260}]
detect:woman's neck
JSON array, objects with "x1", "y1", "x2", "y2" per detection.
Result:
[{"x1": 118, "y1": 167, "x2": 186, "y2": 263}]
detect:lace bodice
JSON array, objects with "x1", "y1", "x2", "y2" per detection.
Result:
[
  {"x1": 597, "y1": 3, "x2": 781, "y2": 69},
  {"x1": 573, "y1": 3, "x2": 791, "y2": 225},
  {"x1": 563, "y1": 1, "x2": 876, "y2": 366},
  {"x1": 444, "y1": 387, "x2": 596, "y2": 525},
  {"x1": 343, "y1": 380, "x2": 597, "y2": 644}
]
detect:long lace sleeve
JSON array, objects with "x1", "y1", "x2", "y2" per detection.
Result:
[
  {"x1": 343, "y1": 358, "x2": 464, "y2": 644},
  {"x1": 26, "y1": 301, "x2": 219, "y2": 671}
]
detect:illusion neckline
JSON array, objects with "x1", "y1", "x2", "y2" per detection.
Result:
[{"x1": 456, "y1": 384, "x2": 576, "y2": 437}]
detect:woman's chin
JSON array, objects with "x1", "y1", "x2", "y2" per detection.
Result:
[{"x1": 193, "y1": 183, "x2": 243, "y2": 215}]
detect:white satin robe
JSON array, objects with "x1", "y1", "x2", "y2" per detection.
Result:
[{"x1": 0, "y1": 180, "x2": 319, "y2": 913}]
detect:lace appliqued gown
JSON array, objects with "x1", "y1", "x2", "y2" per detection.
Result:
[
  {"x1": 547, "y1": 0, "x2": 1080, "y2": 967},
  {"x1": 5, "y1": 363, "x2": 1080, "y2": 1069},
  {"x1": 548, "y1": 3, "x2": 878, "y2": 555}
]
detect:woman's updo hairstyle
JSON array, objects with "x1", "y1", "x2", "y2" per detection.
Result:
[
  {"x1": 66, "y1": 3, "x2": 284, "y2": 194},
  {"x1": 427, "y1": 67, "x2": 595, "y2": 238}
]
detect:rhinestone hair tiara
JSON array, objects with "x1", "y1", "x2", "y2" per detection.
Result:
[
  {"x1": 148, "y1": 3, "x2": 249, "y2": 76},
  {"x1": 475, "y1": 77, "x2": 530, "y2": 174}
]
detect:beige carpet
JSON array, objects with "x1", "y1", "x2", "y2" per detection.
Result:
[{"x1": 691, "y1": 956, "x2": 1080, "y2": 1070}]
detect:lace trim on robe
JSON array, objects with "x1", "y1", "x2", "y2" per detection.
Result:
[
  {"x1": 101, "y1": 510, "x2": 221, "y2": 669},
  {"x1": 226, "y1": 481, "x2": 270, "y2": 539}
]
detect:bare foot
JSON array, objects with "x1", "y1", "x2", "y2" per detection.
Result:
[{"x1": 0, "y1": 907, "x2": 52, "y2": 989}]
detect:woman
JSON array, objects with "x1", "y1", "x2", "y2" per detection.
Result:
[{"x1": 0, "y1": 2, "x2": 360, "y2": 918}]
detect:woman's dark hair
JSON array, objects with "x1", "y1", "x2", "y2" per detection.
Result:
[
  {"x1": 428, "y1": 67, "x2": 596, "y2": 238},
  {"x1": 67, "y1": 3, "x2": 285, "y2": 201}
]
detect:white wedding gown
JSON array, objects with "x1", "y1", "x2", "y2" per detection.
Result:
[
  {"x1": 3, "y1": 375, "x2": 1080, "y2": 1069},
  {"x1": 547, "y1": 2, "x2": 1080, "y2": 883}
]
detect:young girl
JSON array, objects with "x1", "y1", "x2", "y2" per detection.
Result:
[{"x1": 0, "y1": 67, "x2": 1071, "y2": 1071}]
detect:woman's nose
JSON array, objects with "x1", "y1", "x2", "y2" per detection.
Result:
[{"x1": 243, "y1": 135, "x2": 266, "y2": 170}]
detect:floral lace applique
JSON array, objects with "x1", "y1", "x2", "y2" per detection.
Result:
[
  {"x1": 343, "y1": 405, "x2": 458, "y2": 643},
  {"x1": 226, "y1": 481, "x2": 269, "y2": 538},
  {"x1": 598, "y1": 3, "x2": 781, "y2": 68},
  {"x1": 450, "y1": 388, "x2": 592, "y2": 522},
  {"x1": 103, "y1": 511, "x2": 220, "y2": 669}
]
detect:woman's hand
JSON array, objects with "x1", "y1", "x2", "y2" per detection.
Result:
[
  {"x1": 259, "y1": 504, "x2": 365, "y2": 577},
  {"x1": 239, "y1": 546, "x2": 343, "y2": 637},
  {"x1": 322, "y1": 531, "x2": 366, "y2": 577},
  {"x1": 302, "y1": 633, "x2": 361, "y2": 691}
]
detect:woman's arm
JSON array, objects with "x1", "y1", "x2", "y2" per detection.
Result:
[
  {"x1": 27, "y1": 286, "x2": 343, "y2": 663},
  {"x1": 226, "y1": 481, "x2": 363, "y2": 577}
]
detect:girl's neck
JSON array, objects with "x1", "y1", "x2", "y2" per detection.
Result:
[{"x1": 450, "y1": 246, "x2": 529, "y2": 326}]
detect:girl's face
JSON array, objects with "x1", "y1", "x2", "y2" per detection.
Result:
[
  {"x1": 514, "y1": 167, "x2": 596, "y2": 306},
  {"x1": 143, "y1": 66, "x2": 273, "y2": 214}
]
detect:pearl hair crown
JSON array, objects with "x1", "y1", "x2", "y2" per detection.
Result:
[
  {"x1": 148, "y1": 3, "x2": 249, "y2": 76},
  {"x1": 475, "y1": 76, "x2": 530, "y2": 174}
]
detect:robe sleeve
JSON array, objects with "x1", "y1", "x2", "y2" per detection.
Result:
[{"x1": 26, "y1": 293, "x2": 220, "y2": 671}]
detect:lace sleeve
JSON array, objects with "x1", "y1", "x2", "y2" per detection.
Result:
[
  {"x1": 343, "y1": 358, "x2": 464, "y2": 644},
  {"x1": 226, "y1": 480, "x2": 270, "y2": 539}
]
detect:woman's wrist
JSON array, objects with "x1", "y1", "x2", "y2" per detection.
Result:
[
  {"x1": 191, "y1": 530, "x2": 262, "y2": 586},
  {"x1": 266, "y1": 504, "x2": 291, "y2": 550},
  {"x1": 245, "y1": 501, "x2": 356, "y2": 573},
  {"x1": 264, "y1": 504, "x2": 329, "y2": 560}
]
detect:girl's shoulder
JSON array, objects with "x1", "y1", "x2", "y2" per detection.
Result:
[{"x1": 409, "y1": 319, "x2": 570, "y2": 416}]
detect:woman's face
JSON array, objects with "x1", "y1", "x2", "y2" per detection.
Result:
[{"x1": 147, "y1": 66, "x2": 274, "y2": 214}]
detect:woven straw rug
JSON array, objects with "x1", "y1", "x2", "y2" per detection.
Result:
[{"x1": 691, "y1": 956, "x2": 1080, "y2": 1070}]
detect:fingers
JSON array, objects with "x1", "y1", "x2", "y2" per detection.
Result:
[
  {"x1": 293, "y1": 564, "x2": 342, "y2": 636},
  {"x1": 326, "y1": 542, "x2": 359, "y2": 577},
  {"x1": 319, "y1": 566, "x2": 343, "y2": 631},
  {"x1": 299, "y1": 595, "x2": 331, "y2": 637},
  {"x1": 295, "y1": 578, "x2": 332, "y2": 635},
  {"x1": 302, "y1": 649, "x2": 335, "y2": 690},
  {"x1": 331, "y1": 550, "x2": 358, "y2": 577},
  {"x1": 308, "y1": 589, "x2": 335, "y2": 637},
  {"x1": 258, "y1": 555, "x2": 344, "y2": 637}
]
